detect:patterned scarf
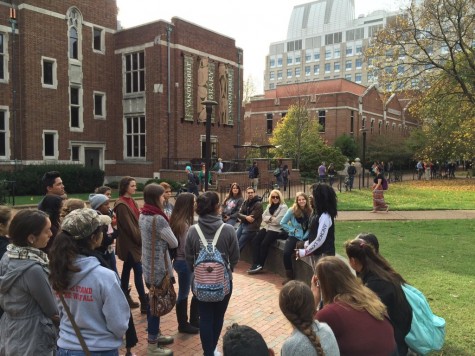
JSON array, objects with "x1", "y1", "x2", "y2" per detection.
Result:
[{"x1": 7, "y1": 244, "x2": 50, "y2": 273}]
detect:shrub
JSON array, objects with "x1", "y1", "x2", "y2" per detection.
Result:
[
  {"x1": 144, "y1": 178, "x2": 182, "y2": 192},
  {"x1": 0, "y1": 164, "x2": 104, "y2": 195}
]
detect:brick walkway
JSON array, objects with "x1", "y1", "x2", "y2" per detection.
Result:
[{"x1": 119, "y1": 259, "x2": 291, "y2": 356}]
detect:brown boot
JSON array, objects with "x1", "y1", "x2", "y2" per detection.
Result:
[
  {"x1": 125, "y1": 293, "x2": 139, "y2": 309},
  {"x1": 282, "y1": 269, "x2": 294, "y2": 285}
]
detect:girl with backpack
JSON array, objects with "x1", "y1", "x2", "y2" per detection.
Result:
[{"x1": 185, "y1": 191, "x2": 239, "y2": 356}]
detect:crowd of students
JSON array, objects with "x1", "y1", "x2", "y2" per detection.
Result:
[{"x1": 0, "y1": 171, "x2": 415, "y2": 355}]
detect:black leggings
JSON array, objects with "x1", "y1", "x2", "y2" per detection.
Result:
[
  {"x1": 251, "y1": 229, "x2": 282, "y2": 267},
  {"x1": 283, "y1": 236, "x2": 300, "y2": 270}
]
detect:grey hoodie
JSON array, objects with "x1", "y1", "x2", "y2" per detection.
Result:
[
  {"x1": 185, "y1": 213, "x2": 240, "y2": 279},
  {"x1": 57, "y1": 256, "x2": 130, "y2": 351},
  {"x1": 0, "y1": 255, "x2": 58, "y2": 355}
]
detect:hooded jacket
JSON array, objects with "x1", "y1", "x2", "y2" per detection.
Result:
[
  {"x1": 56, "y1": 256, "x2": 130, "y2": 351},
  {"x1": 0, "y1": 255, "x2": 58, "y2": 355}
]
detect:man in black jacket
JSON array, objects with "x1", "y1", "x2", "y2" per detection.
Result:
[{"x1": 236, "y1": 187, "x2": 263, "y2": 251}]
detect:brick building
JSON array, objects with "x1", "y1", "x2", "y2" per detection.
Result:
[
  {"x1": 0, "y1": 0, "x2": 243, "y2": 180},
  {"x1": 244, "y1": 79, "x2": 418, "y2": 148}
]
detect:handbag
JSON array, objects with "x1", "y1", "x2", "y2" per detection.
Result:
[
  {"x1": 149, "y1": 216, "x2": 177, "y2": 317},
  {"x1": 59, "y1": 292, "x2": 91, "y2": 356}
]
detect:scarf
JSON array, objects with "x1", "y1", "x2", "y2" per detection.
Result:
[
  {"x1": 119, "y1": 196, "x2": 140, "y2": 219},
  {"x1": 269, "y1": 203, "x2": 279, "y2": 216},
  {"x1": 7, "y1": 244, "x2": 50, "y2": 273},
  {"x1": 140, "y1": 203, "x2": 169, "y2": 222}
]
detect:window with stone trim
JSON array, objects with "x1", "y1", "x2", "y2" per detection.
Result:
[
  {"x1": 0, "y1": 110, "x2": 7, "y2": 157},
  {"x1": 125, "y1": 52, "x2": 145, "y2": 93},
  {"x1": 70, "y1": 86, "x2": 82, "y2": 128},
  {"x1": 318, "y1": 110, "x2": 326, "y2": 132},
  {"x1": 93, "y1": 27, "x2": 104, "y2": 52},
  {"x1": 94, "y1": 92, "x2": 106, "y2": 118},
  {"x1": 125, "y1": 116, "x2": 146, "y2": 158},
  {"x1": 43, "y1": 131, "x2": 58, "y2": 159},
  {"x1": 42, "y1": 57, "x2": 57, "y2": 88},
  {"x1": 0, "y1": 33, "x2": 5, "y2": 81},
  {"x1": 67, "y1": 8, "x2": 82, "y2": 60}
]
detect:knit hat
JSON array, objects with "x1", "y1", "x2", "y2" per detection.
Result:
[
  {"x1": 88, "y1": 193, "x2": 109, "y2": 210},
  {"x1": 61, "y1": 208, "x2": 111, "y2": 240},
  {"x1": 185, "y1": 165, "x2": 192, "y2": 172}
]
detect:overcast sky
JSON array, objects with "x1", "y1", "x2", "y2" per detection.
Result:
[{"x1": 116, "y1": 0, "x2": 409, "y2": 93}]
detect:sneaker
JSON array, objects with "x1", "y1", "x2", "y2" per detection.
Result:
[
  {"x1": 156, "y1": 333, "x2": 174, "y2": 346},
  {"x1": 247, "y1": 265, "x2": 263, "y2": 275}
]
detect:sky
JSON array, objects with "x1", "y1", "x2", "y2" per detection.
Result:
[{"x1": 116, "y1": 0, "x2": 408, "y2": 93}]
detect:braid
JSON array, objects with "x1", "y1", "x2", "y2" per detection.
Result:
[{"x1": 295, "y1": 320, "x2": 325, "y2": 356}]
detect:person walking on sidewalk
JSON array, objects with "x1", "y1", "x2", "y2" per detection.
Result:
[
  {"x1": 280, "y1": 192, "x2": 312, "y2": 284},
  {"x1": 114, "y1": 176, "x2": 149, "y2": 314},
  {"x1": 169, "y1": 193, "x2": 200, "y2": 334}
]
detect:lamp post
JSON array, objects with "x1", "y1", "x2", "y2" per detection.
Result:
[
  {"x1": 201, "y1": 100, "x2": 218, "y2": 192},
  {"x1": 360, "y1": 128, "x2": 368, "y2": 188}
]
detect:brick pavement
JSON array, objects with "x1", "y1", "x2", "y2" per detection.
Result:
[{"x1": 119, "y1": 259, "x2": 292, "y2": 356}]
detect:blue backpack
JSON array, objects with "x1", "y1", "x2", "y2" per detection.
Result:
[
  {"x1": 192, "y1": 224, "x2": 230, "y2": 302},
  {"x1": 402, "y1": 284, "x2": 446, "y2": 355}
]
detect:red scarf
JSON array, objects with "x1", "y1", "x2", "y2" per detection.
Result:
[
  {"x1": 119, "y1": 196, "x2": 140, "y2": 219},
  {"x1": 140, "y1": 203, "x2": 169, "y2": 222}
]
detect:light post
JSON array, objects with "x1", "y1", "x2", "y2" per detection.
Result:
[
  {"x1": 201, "y1": 100, "x2": 218, "y2": 192},
  {"x1": 360, "y1": 128, "x2": 368, "y2": 188}
]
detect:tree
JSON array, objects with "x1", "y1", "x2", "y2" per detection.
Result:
[
  {"x1": 242, "y1": 75, "x2": 258, "y2": 104},
  {"x1": 269, "y1": 103, "x2": 346, "y2": 175},
  {"x1": 367, "y1": 0, "x2": 475, "y2": 159},
  {"x1": 334, "y1": 133, "x2": 358, "y2": 159}
]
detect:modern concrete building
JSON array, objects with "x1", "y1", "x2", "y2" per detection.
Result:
[
  {"x1": 264, "y1": 0, "x2": 397, "y2": 91},
  {"x1": 0, "y1": 0, "x2": 243, "y2": 180}
]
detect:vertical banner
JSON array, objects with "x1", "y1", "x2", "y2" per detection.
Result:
[
  {"x1": 184, "y1": 55, "x2": 194, "y2": 121},
  {"x1": 219, "y1": 63, "x2": 228, "y2": 125}
]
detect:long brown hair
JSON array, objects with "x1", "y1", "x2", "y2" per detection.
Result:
[
  {"x1": 316, "y1": 256, "x2": 387, "y2": 320},
  {"x1": 345, "y1": 237, "x2": 407, "y2": 304},
  {"x1": 280, "y1": 281, "x2": 325, "y2": 355},
  {"x1": 291, "y1": 192, "x2": 312, "y2": 218},
  {"x1": 224, "y1": 182, "x2": 242, "y2": 203},
  {"x1": 169, "y1": 193, "x2": 195, "y2": 239}
]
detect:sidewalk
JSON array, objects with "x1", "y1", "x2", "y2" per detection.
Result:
[{"x1": 120, "y1": 209, "x2": 475, "y2": 355}]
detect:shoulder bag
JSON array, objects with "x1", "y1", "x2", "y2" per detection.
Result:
[
  {"x1": 59, "y1": 292, "x2": 91, "y2": 356},
  {"x1": 149, "y1": 216, "x2": 177, "y2": 317}
]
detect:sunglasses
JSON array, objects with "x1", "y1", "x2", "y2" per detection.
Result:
[{"x1": 271, "y1": 196, "x2": 280, "y2": 199}]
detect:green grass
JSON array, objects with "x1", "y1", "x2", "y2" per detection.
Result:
[
  {"x1": 336, "y1": 179, "x2": 475, "y2": 210},
  {"x1": 337, "y1": 220, "x2": 475, "y2": 356}
]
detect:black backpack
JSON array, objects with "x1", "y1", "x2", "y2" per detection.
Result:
[{"x1": 194, "y1": 174, "x2": 200, "y2": 185}]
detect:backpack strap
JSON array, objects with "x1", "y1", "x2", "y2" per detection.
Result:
[{"x1": 195, "y1": 223, "x2": 225, "y2": 248}]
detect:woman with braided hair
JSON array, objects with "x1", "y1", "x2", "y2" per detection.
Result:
[{"x1": 279, "y1": 280, "x2": 339, "y2": 356}]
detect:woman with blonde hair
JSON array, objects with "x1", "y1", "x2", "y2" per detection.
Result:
[
  {"x1": 312, "y1": 256, "x2": 396, "y2": 355},
  {"x1": 247, "y1": 189, "x2": 287, "y2": 274},
  {"x1": 61, "y1": 198, "x2": 86, "y2": 219},
  {"x1": 280, "y1": 192, "x2": 312, "y2": 284},
  {"x1": 279, "y1": 280, "x2": 339, "y2": 356}
]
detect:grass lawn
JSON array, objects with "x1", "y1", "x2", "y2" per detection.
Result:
[
  {"x1": 336, "y1": 179, "x2": 475, "y2": 211},
  {"x1": 337, "y1": 220, "x2": 475, "y2": 356}
]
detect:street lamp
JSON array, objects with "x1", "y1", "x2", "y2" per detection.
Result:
[
  {"x1": 201, "y1": 100, "x2": 218, "y2": 192},
  {"x1": 360, "y1": 128, "x2": 368, "y2": 188}
]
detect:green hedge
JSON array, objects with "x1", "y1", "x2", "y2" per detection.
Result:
[{"x1": 0, "y1": 164, "x2": 105, "y2": 195}]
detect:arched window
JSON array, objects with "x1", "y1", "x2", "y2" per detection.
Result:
[{"x1": 67, "y1": 7, "x2": 82, "y2": 61}]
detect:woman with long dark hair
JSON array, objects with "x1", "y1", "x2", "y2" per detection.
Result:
[
  {"x1": 40, "y1": 194, "x2": 63, "y2": 253},
  {"x1": 371, "y1": 165, "x2": 389, "y2": 212},
  {"x1": 346, "y1": 235, "x2": 412, "y2": 355},
  {"x1": 114, "y1": 176, "x2": 148, "y2": 313},
  {"x1": 279, "y1": 280, "x2": 339, "y2": 355},
  {"x1": 170, "y1": 192, "x2": 199, "y2": 334},
  {"x1": 140, "y1": 183, "x2": 178, "y2": 355},
  {"x1": 280, "y1": 192, "x2": 312, "y2": 284},
  {"x1": 185, "y1": 191, "x2": 239, "y2": 356},
  {"x1": 296, "y1": 184, "x2": 337, "y2": 267},
  {"x1": 0, "y1": 209, "x2": 58, "y2": 355},
  {"x1": 221, "y1": 182, "x2": 243, "y2": 226},
  {"x1": 312, "y1": 256, "x2": 396, "y2": 355},
  {"x1": 49, "y1": 208, "x2": 130, "y2": 356}
]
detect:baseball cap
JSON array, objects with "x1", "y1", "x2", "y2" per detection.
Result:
[{"x1": 61, "y1": 208, "x2": 111, "y2": 240}]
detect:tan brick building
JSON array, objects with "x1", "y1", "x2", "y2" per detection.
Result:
[
  {"x1": 0, "y1": 0, "x2": 243, "y2": 180},
  {"x1": 244, "y1": 79, "x2": 418, "y2": 147}
]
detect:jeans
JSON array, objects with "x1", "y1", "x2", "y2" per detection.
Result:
[
  {"x1": 199, "y1": 283, "x2": 233, "y2": 356},
  {"x1": 173, "y1": 259, "x2": 192, "y2": 302},
  {"x1": 147, "y1": 303, "x2": 161, "y2": 341},
  {"x1": 283, "y1": 236, "x2": 300, "y2": 270},
  {"x1": 57, "y1": 348, "x2": 118, "y2": 356},
  {"x1": 251, "y1": 229, "x2": 281, "y2": 267},
  {"x1": 236, "y1": 224, "x2": 257, "y2": 251},
  {"x1": 104, "y1": 251, "x2": 118, "y2": 275},
  {"x1": 120, "y1": 252, "x2": 146, "y2": 299}
]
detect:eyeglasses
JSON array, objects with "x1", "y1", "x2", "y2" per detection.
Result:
[{"x1": 271, "y1": 196, "x2": 280, "y2": 199}]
